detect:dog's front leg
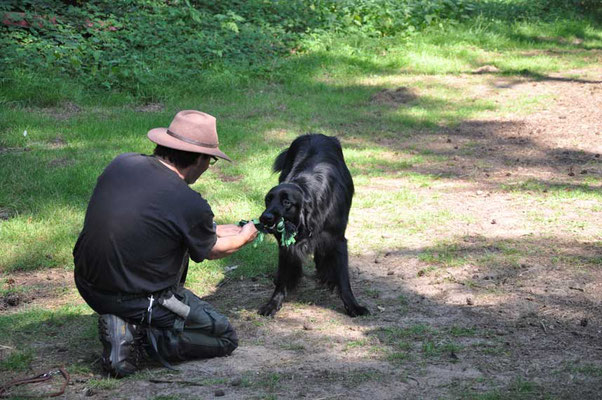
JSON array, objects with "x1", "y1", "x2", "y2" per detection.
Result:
[{"x1": 258, "y1": 247, "x2": 303, "y2": 317}]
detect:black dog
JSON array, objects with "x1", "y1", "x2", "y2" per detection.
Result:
[{"x1": 259, "y1": 134, "x2": 369, "y2": 317}]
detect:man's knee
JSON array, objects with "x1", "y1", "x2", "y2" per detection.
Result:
[{"x1": 220, "y1": 323, "x2": 238, "y2": 356}]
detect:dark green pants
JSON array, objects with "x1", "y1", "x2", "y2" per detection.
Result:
[
  {"x1": 75, "y1": 277, "x2": 237, "y2": 361},
  {"x1": 147, "y1": 288, "x2": 238, "y2": 361}
]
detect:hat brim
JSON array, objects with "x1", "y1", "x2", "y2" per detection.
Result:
[{"x1": 148, "y1": 128, "x2": 232, "y2": 162}]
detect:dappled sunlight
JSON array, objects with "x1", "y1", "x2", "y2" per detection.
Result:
[{"x1": 1, "y1": 1, "x2": 601, "y2": 397}]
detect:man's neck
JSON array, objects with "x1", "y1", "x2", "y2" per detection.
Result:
[{"x1": 155, "y1": 156, "x2": 186, "y2": 180}]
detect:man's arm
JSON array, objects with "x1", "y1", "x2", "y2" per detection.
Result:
[
  {"x1": 216, "y1": 224, "x2": 243, "y2": 237},
  {"x1": 207, "y1": 222, "x2": 258, "y2": 260}
]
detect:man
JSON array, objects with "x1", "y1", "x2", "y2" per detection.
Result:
[{"x1": 74, "y1": 110, "x2": 257, "y2": 377}]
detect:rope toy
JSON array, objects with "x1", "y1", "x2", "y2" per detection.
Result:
[
  {"x1": 238, "y1": 219, "x2": 265, "y2": 248},
  {"x1": 238, "y1": 218, "x2": 296, "y2": 248},
  {"x1": 276, "y1": 218, "x2": 297, "y2": 247}
]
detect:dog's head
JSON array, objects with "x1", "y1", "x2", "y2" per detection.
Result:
[{"x1": 260, "y1": 183, "x2": 305, "y2": 233}]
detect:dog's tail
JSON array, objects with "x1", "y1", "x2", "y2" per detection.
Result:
[{"x1": 273, "y1": 148, "x2": 289, "y2": 173}]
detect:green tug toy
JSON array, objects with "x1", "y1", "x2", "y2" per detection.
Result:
[{"x1": 238, "y1": 218, "x2": 296, "y2": 248}]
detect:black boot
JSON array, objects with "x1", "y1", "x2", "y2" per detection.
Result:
[{"x1": 98, "y1": 314, "x2": 142, "y2": 378}]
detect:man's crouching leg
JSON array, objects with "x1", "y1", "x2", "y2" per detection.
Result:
[
  {"x1": 98, "y1": 314, "x2": 143, "y2": 378},
  {"x1": 148, "y1": 288, "x2": 238, "y2": 362}
]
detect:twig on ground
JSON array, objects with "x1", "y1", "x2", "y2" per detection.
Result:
[
  {"x1": 315, "y1": 394, "x2": 345, "y2": 400},
  {"x1": 217, "y1": 278, "x2": 232, "y2": 288},
  {"x1": 148, "y1": 379, "x2": 205, "y2": 386},
  {"x1": 540, "y1": 321, "x2": 547, "y2": 334}
]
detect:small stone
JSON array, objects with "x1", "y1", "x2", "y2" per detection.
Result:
[
  {"x1": 580, "y1": 318, "x2": 588, "y2": 327},
  {"x1": 5, "y1": 293, "x2": 20, "y2": 307},
  {"x1": 580, "y1": 170, "x2": 587, "y2": 174},
  {"x1": 84, "y1": 388, "x2": 95, "y2": 397},
  {"x1": 473, "y1": 65, "x2": 500, "y2": 74},
  {"x1": 491, "y1": 219, "x2": 497, "y2": 224},
  {"x1": 303, "y1": 322, "x2": 314, "y2": 331},
  {"x1": 505, "y1": 172, "x2": 511, "y2": 177},
  {"x1": 230, "y1": 377, "x2": 242, "y2": 386},
  {"x1": 387, "y1": 270, "x2": 395, "y2": 276},
  {"x1": 466, "y1": 297, "x2": 474, "y2": 306},
  {"x1": 215, "y1": 389, "x2": 225, "y2": 397},
  {"x1": 377, "y1": 306, "x2": 386, "y2": 312}
]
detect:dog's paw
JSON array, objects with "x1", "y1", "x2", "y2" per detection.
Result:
[
  {"x1": 346, "y1": 305, "x2": 370, "y2": 317},
  {"x1": 258, "y1": 301, "x2": 281, "y2": 317}
]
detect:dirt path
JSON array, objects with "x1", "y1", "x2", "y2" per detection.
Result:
[{"x1": 2, "y1": 68, "x2": 601, "y2": 399}]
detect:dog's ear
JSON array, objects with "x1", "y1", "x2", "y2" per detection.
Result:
[
  {"x1": 299, "y1": 194, "x2": 314, "y2": 237},
  {"x1": 273, "y1": 148, "x2": 289, "y2": 173}
]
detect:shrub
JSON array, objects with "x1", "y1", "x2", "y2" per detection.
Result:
[{"x1": 0, "y1": 0, "x2": 594, "y2": 101}]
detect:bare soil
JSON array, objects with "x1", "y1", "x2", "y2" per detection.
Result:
[{"x1": 1, "y1": 67, "x2": 601, "y2": 399}]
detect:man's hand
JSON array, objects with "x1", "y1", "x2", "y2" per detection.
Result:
[
  {"x1": 240, "y1": 221, "x2": 258, "y2": 243},
  {"x1": 208, "y1": 221, "x2": 259, "y2": 260},
  {"x1": 216, "y1": 224, "x2": 242, "y2": 237}
]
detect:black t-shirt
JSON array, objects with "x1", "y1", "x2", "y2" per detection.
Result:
[{"x1": 73, "y1": 153, "x2": 217, "y2": 294}]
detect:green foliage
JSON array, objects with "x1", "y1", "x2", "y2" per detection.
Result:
[
  {"x1": 1, "y1": 0, "x2": 596, "y2": 103},
  {"x1": 0, "y1": 0, "x2": 477, "y2": 101}
]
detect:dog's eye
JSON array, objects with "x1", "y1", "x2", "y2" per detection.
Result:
[{"x1": 282, "y1": 199, "x2": 292, "y2": 208}]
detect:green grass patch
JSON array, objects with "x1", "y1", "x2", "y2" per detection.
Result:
[
  {"x1": 0, "y1": 304, "x2": 97, "y2": 354},
  {"x1": 87, "y1": 378, "x2": 122, "y2": 391},
  {"x1": 372, "y1": 324, "x2": 467, "y2": 364},
  {"x1": 460, "y1": 377, "x2": 546, "y2": 400},
  {"x1": 419, "y1": 242, "x2": 469, "y2": 268},
  {"x1": 422, "y1": 340, "x2": 462, "y2": 358},
  {"x1": 570, "y1": 363, "x2": 602, "y2": 377},
  {"x1": 501, "y1": 179, "x2": 602, "y2": 200},
  {"x1": 0, "y1": 348, "x2": 34, "y2": 371}
]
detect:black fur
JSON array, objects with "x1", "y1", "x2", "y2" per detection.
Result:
[{"x1": 259, "y1": 134, "x2": 369, "y2": 317}]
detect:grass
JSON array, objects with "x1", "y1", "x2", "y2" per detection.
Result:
[
  {"x1": 86, "y1": 378, "x2": 122, "y2": 390},
  {"x1": 2, "y1": 17, "x2": 600, "y2": 271},
  {"x1": 458, "y1": 377, "x2": 547, "y2": 400},
  {"x1": 0, "y1": 348, "x2": 34, "y2": 371},
  {"x1": 371, "y1": 323, "x2": 474, "y2": 365}
]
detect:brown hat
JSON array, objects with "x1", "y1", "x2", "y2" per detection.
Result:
[{"x1": 147, "y1": 110, "x2": 232, "y2": 162}]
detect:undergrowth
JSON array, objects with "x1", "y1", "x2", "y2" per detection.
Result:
[{"x1": 0, "y1": 0, "x2": 597, "y2": 104}]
